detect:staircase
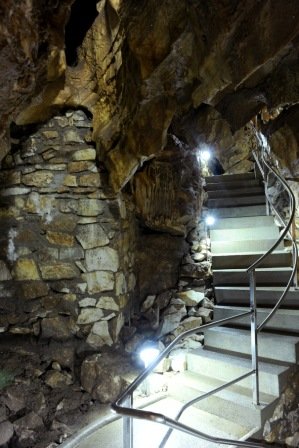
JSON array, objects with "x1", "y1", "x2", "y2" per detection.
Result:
[
  {"x1": 64, "y1": 171, "x2": 299, "y2": 448},
  {"x1": 168, "y1": 172, "x2": 299, "y2": 443}
]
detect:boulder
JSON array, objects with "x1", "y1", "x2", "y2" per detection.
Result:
[
  {"x1": 44, "y1": 371, "x2": 73, "y2": 389},
  {"x1": 159, "y1": 298, "x2": 187, "y2": 336},
  {"x1": 177, "y1": 290, "x2": 205, "y2": 306},
  {"x1": 0, "y1": 420, "x2": 14, "y2": 446},
  {"x1": 81, "y1": 353, "x2": 135, "y2": 403}
]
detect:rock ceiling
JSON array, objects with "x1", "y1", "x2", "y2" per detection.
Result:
[{"x1": 1, "y1": 0, "x2": 299, "y2": 189}]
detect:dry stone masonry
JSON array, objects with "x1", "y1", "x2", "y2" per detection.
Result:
[{"x1": 0, "y1": 110, "x2": 136, "y2": 351}]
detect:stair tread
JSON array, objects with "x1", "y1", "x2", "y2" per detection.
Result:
[
  {"x1": 188, "y1": 348, "x2": 289, "y2": 374},
  {"x1": 213, "y1": 306, "x2": 299, "y2": 333},
  {"x1": 170, "y1": 371, "x2": 276, "y2": 406},
  {"x1": 210, "y1": 226, "x2": 280, "y2": 241},
  {"x1": 84, "y1": 396, "x2": 252, "y2": 448},
  {"x1": 209, "y1": 205, "x2": 267, "y2": 218},
  {"x1": 206, "y1": 327, "x2": 299, "y2": 345},
  {"x1": 205, "y1": 173, "x2": 255, "y2": 183},
  {"x1": 207, "y1": 187, "x2": 264, "y2": 198},
  {"x1": 209, "y1": 215, "x2": 276, "y2": 229},
  {"x1": 216, "y1": 286, "x2": 298, "y2": 292},
  {"x1": 208, "y1": 196, "x2": 266, "y2": 208},
  {"x1": 213, "y1": 267, "x2": 292, "y2": 273},
  {"x1": 212, "y1": 249, "x2": 290, "y2": 256}
]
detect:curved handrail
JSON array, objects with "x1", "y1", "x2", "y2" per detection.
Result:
[
  {"x1": 249, "y1": 149, "x2": 298, "y2": 332},
  {"x1": 248, "y1": 151, "x2": 296, "y2": 272},
  {"x1": 111, "y1": 145, "x2": 296, "y2": 448},
  {"x1": 112, "y1": 311, "x2": 251, "y2": 406},
  {"x1": 111, "y1": 311, "x2": 271, "y2": 448}
]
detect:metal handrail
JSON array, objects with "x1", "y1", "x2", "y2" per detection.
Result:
[
  {"x1": 112, "y1": 312, "x2": 270, "y2": 448},
  {"x1": 111, "y1": 144, "x2": 296, "y2": 448},
  {"x1": 250, "y1": 149, "x2": 298, "y2": 333},
  {"x1": 248, "y1": 151, "x2": 296, "y2": 273}
]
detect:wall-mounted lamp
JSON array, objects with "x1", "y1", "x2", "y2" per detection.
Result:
[
  {"x1": 201, "y1": 150, "x2": 211, "y2": 162},
  {"x1": 205, "y1": 215, "x2": 215, "y2": 226},
  {"x1": 139, "y1": 347, "x2": 160, "y2": 369}
]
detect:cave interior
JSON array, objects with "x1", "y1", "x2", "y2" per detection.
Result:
[{"x1": 0, "y1": 0, "x2": 299, "y2": 447}]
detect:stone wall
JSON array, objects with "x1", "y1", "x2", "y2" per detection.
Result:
[{"x1": 0, "y1": 110, "x2": 136, "y2": 350}]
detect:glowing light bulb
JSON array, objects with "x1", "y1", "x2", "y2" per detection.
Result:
[
  {"x1": 205, "y1": 215, "x2": 215, "y2": 226},
  {"x1": 201, "y1": 150, "x2": 211, "y2": 162},
  {"x1": 139, "y1": 347, "x2": 160, "y2": 368}
]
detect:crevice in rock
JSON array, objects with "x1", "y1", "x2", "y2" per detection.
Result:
[{"x1": 65, "y1": 0, "x2": 99, "y2": 66}]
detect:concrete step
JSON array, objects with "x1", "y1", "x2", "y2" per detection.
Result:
[
  {"x1": 207, "y1": 186, "x2": 264, "y2": 198},
  {"x1": 210, "y1": 226, "x2": 280, "y2": 242},
  {"x1": 206, "y1": 179, "x2": 261, "y2": 191},
  {"x1": 211, "y1": 238, "x2": 284, "y2": 254},
  {"x1": 213, "y1": 267, "x2": 292, "y2": 286},
  {"x1": 215, "y1": 286, "x2": 299, "y2": 307},
  {"x1": 212, "y1": 250, "x2": 292, "y2": 269},
  {"x1": 210, "y1": 215, "x2": 276, "y2": 230},
  {"x1": 208, "y1": 195, "x2": 265, "y2": 208},
  {"x1": 209, "y1": 205, "x2": 267, "y2": 218},
  {"x1": 72, "y1": 396, "x2": 252, "y2": 448},
  {"x1": 168, "y1": 371, "x2": 277, "y2": 429},
  {"x1": 213, "y1": 305, "x2": 299, "y2": 334},
  {"x1": 204, "y1": 327, "x2": 299, "y2": 363},
  {"x1": 205, "y1": 173, "x2": 256, "y2": 184},
  {"x1": 186, "y1": 348, "x2": 291, "y2": 396}
]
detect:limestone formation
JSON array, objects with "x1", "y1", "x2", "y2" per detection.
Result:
[{"x1": 0, "y1": 2, "x2": 298, "y2": 447}]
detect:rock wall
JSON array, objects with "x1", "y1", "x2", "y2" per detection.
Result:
[
  {"x1": 132, "y1": 134, "x2": 201, "y2": 236},
  {"x1": 0, "y1": 110, "x2": 136, "y2": 350}
]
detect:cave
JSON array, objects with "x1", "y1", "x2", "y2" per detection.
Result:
[{"x1": 0, "y1": 1, "x2": 299, "y2": 447}]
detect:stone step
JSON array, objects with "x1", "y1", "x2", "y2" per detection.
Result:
[
  {"x1": 215, "y1": 286, "x2": 299, "y2": 307},
  {"x1": 186, "y1": 348, "x2": 291, "y2": 396},
  {"x1": 205, "y1": 173, "x2": 256, "y2": 184},
  {"x1": 207, "y1": 186, "x2": 264, "y2": 198},
  {"x1": 210, "y1": 215, "x2": 276, "y2": 230},
  {"x1": 211, "y1": 238, "x2": 284, "y2": 254},
  {"x1": 208, "y1": 195, "x2": 266, "y2": 208},
  {"x1": 168, "y1": 371, "x2": 277, "y2": 429},
  {"x1": 204, "y1": 327, "x2": 299, "y2": 363},
  {"x1": 209, "y1": 205, "x2": 267, "y2": 218},
  {"x1": 213, "y1": 305, "x2": 299, "y2": 334},
  {"x1": 210, "y1": 225, "x2": 280, "y2": 242},
  {"x1": 213, "y1": 267, "x2": 292, "y2": 286},
  {"x1": 212, "y1": 250, "x2": 292, "y2": 269}
]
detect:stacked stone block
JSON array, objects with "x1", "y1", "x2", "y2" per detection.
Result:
[{"x1": 0, "y1": 111, "x2": 136, "y2": 348}]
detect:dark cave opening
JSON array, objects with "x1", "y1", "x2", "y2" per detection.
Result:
[{"x1": 65, "y1": 0, "x2": 99, "y2": 66}]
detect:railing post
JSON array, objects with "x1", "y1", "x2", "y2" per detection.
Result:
[
  {"x1": 291, "y1": 219, "x2": 298, "y2": 288},
  {"x1": 123, "y1": 394, "x2": 133, "y2": 448},
  {"x1": 249, "y1": 270, "x2": 260, "y2": 406}
]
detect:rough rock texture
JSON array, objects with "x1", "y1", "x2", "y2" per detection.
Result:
[
  {"x1": 0, "y1": 0, "x2": 72, "y2": 160},
  {"x1": 132, "y1": 135, "x2": 201, "y2": 235},
  {"x1": 0, "y1": 1, "x2": 299, "y2": 446},
  {"x1": 0, "y1": 110, "x2": 136, "y2": 348},
  {"x1": 263, "y1": 368, "x2": 299, "y2": 447},
  {"x1": 81, "y1": 353, "x2": 136, "y2": 403},
  {"x1": 1, "y1": 1, "x2": 299, "y2": 192}
]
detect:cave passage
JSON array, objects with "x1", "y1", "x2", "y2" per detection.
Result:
[{"x1": 65, "y1": 0, "x2": 99, "y2": 66}]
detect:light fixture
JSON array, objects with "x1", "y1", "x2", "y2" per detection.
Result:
[
  {"x1": 205, "y1": 215, "x2": 215, "y2": 226},
  {"x1": 139, "y1": 347, "x2": 160, "y2": 368},
  {"x1": 201, "y1": 150, "x2": 211, "y2": 162}
]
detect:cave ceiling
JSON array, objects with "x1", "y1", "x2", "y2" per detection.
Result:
[{"x1": 0, "y1": 0, "x2": 299, "y2": 190}]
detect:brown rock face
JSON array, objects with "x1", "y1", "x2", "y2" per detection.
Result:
[
  {"x1": 132, "y1": 135, "x2": 201, "y2": 235},
  {"x1": 0, "y1": 0, "x2": 72, "y2": 159},
  {"x1": 137, "y1": 234, "x2": 188, "y2": 304},
  {"x1": 1, "y1": 0, "x2": 298, "y2": 191}
]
